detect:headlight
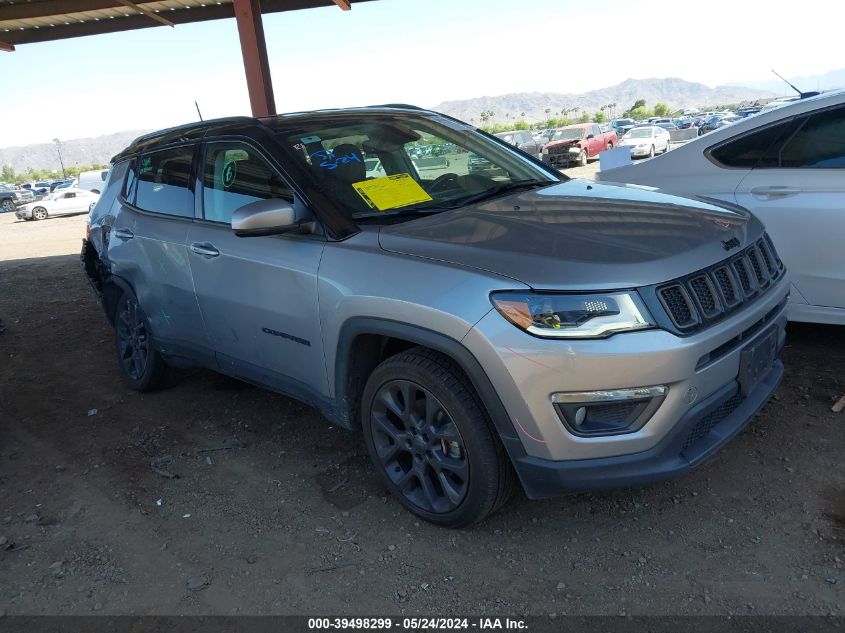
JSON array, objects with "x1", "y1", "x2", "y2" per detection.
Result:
[{"x1": 490, "y1": 291, "x2": 654, "y2": 339}]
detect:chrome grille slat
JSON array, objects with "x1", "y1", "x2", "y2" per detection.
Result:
[{"x1": 656, "y1": 233, "x2": 784, "y2": 332}]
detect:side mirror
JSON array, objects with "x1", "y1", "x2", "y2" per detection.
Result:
[
  {"x1": 586, "y1": 133, "x2": 595, "y2": 139},
  {"x1": 231, "y1": 198, "x2": 304, "y2": 237}
]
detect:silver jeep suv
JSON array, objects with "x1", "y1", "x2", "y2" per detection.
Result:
[{"x1": 82, "y1": 106, "x2": 789, "y2": 527}]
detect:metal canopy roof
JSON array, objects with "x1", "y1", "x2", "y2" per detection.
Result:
[{"x1": 0, "y1": 0, "x2": 365, "y2": 49}]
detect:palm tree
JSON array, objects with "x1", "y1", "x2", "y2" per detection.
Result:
[
  {"x1": 544, "y1": 107, "x2": 551, "y2": 121},
  {"x1": 520, "y1": 111, "x2": 526, "y2": 120}
]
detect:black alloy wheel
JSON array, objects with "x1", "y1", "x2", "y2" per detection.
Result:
[
  {"x1": 113, "y1": 291, "x2": 170, "y2": 391},
  {"x1": 361, "y1": 348, "x2": 517, "y2": 527},
  {"x1": 116, "y1": 295, "x2": 150, "y2": 382},
  {"x1": 370, "y1": 379, "x2": 469, "y2": 514}
]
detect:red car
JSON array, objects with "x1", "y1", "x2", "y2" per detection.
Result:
[{"x1": 541, "y1": 123, "x2": 617, "y2": 168}]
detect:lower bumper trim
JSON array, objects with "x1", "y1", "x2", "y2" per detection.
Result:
[{"x1": 513, "y1": 359, "x2": 783, "y2": 499}]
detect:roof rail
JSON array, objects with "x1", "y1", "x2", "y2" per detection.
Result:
[
  {"x1": 128, "y1": 116, "x2": 255, "y2": 147},
  {"x1": 369, "y1": 103, "x2": 425, "y2": 110}
]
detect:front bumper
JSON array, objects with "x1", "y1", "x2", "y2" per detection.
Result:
[
  {"x1": 514, "y1": 359, "x2": 782, "y2": 498},
  {"x1": 622, "y1": 144, "x2": 651, "y2": 157},
  {"x1": 542, "y1": 149, "x2": 580, "y2": 167},
  {"x1": 462, "y1": 275, "x2": 789, "y2": 495},
  {"x1": 15, "y1": 206, "x2": 32, "y2": 219}
]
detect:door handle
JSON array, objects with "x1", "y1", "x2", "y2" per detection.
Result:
[
  {"x1": 750, "y1": 186, "x2": 802, "y2": 197},
  {"x1": 190, "y1": 242, "x2": 220, "y2": 258},
  {"x1": 113, "y1": 228, "x2": 134, "y2": 240}
]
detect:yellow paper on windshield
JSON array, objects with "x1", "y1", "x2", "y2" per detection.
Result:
[{"x1": 352, "y1": 173, "x2": 432, "y2": 211}]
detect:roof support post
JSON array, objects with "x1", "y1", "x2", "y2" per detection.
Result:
[{"x1": 233, "y1": 0, "x2": 276, "y2": 117}]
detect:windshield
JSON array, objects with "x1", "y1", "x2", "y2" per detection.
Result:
[
  {"x1": 271, "y1": 113, "x2": 557, "y2": 223},
  {"x1": 551, "y1": 128, "x2": 585, "y2": 141},
  {"x1": 626, "y1": 128, "x2": 653, "y2": 138}
]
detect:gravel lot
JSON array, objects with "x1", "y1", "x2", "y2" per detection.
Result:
[{"x1": 0, "y1": 178, "x2": 842, "y2": 616}]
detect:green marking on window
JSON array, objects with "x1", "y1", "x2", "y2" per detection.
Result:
[
  {"x1": 160, "y1": 309, "x2": 172, "y2": 327},
  {"x1": 222, "y1": 160, "x2": 238, "y2": 189}
]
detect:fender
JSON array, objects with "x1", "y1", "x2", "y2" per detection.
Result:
[{"x1": 334, "y1": 317, "x2": 527, "y2": 462}]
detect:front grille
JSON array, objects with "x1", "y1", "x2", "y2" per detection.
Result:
[
  {"x1": 682, "y1": 393, "x2": 743, "y2": 451},
  {"x1": 658, "y1": 285, "x2": 696, "y2": 328},
  {"x1": 657, "y1": 233, "x2": 784, "y2": 333}
]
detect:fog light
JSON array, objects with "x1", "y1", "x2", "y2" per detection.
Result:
[{"x1": 552, "y1": 386, "x2": 668, "y2": 437}]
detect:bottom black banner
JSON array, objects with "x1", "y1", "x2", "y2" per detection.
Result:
[{"x1": 0, "y1": 616, "x2": 842, "y2": 633}]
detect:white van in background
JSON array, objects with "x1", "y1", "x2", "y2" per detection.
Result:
[{"x1": 77, "y1": 169, "x2": 109, "y2": 194}]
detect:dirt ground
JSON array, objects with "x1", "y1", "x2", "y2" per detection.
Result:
[{"x1": 0, "y1": 194, "x2": 843, "y2": 616}]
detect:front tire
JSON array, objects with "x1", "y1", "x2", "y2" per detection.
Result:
[
  {"x1": 114, "y1": 290, "x2": 170, "y2": 391},
  {"x1": 362, "y1": 348, "x2": 515, "y2": 527},
  {"x1": 578, "y1": 150, "x2": 588, "y2": 166},
  {"x1": 32, "y1": 206, "x2": 48, "y2": 220},
  {"x1": 648, "y1": 145, "x2": 655, "y2": 159}
]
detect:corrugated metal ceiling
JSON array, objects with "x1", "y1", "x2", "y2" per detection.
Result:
[{"x1": 0, "y1": 1, "x2": 366, "y2": 47}]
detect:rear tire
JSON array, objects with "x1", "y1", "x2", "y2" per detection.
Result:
[
  {"x1": 113, "y1": 290, "x2": 171, "y2": 392},
  {"x1": 1, "y1": 199, "x2": 13, "y2": 213},
  {"x1": 606, "y1": 142, "x2": 614, "y2": 150},
  {"x1": 361, "y1": 347, "x2": 516, "y2": 527}
]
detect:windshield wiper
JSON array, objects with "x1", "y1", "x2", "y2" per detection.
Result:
[
  {"x1": 445, "y1": 179, "x2": 551, "y2": 208},
  {"x1": 353, "y1": 207, "x2": 445, "y2": 221}
]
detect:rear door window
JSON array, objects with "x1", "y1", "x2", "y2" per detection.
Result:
[
  {"x1": 777, "y1": 106, "x2": 845, "y2": 168},
  {"x1": 134, "y1": 146, "x2": 195, "y2": 217}
]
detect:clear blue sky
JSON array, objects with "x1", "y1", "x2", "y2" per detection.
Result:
[{"x1": 1, "y1": 0, "x2": 843, "y2": 147}]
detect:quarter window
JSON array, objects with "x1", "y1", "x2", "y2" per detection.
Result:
[
  {"x1": 202, "y1": 142, "x2": 293, "y2": 224},
  {"x1": 708, "y1": 119, "x2": 799, "y2": 168},
  {"x1": 134, "y1": 146, "x2": 195, "y2": 217}
]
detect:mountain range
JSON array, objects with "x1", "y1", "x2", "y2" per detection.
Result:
[
  {"x1": 430, "y1": 78, "x2": 776, "y2": 124},
  {"x1": 0, "y1": 130, "x2": 151, "y2": 176}
]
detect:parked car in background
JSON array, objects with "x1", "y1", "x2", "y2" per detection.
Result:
[
  {"x1": 77, "y1": 168, "x2": 109, "y2": 194},
  {"x1": 598, "y1": 89, "x2": 845, "y2": 325},
  {"x1": 81, "y1": 106, "x2": 787, "y2": 526},
  {"x1": 494, "y1": 130, "x2": 543, "y2": 158},
  {"x1": 611, "y1": 118, "x2": 636, "y2": 136},
  {"x1": 541, "y1": 123, "x2": 617, "y2": 167},
  {"x1": 698, "y1": 114, "x2": 737, "y2": 135},
  {"x1": 15, "y1": 187, "x2": 99, "y2": 220},
  {"x1": 49, "y1": 179, "x2": 74, "y2": 191},
  {"x1": 617, "y1": 126, "x2": 671, "y2": 158},
  {"x1": 54, "y1": 179, "x2": 77, "y2": 190},
  {"x1": 0, "y1": 184, "x2": 34, "y2": 212}
]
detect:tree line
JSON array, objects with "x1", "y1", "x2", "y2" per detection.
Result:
[
  {"x1": 1, "y1": 163, "x2": 110, "y2": 184},
  {"x1": 475, "y1": 99, "x2": 676, "y2": 133}
]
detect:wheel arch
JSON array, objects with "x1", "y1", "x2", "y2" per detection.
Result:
[{"x1": 334, "y1": 318, "x2": 523, "y2": 459}]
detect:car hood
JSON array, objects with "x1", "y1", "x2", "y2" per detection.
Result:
[
  {"x1": 545, "y1": 138, "x2": 582, "y2": 149},
  {"x1": 378, "y1": 180, "x2": 757, "y2": 290}
]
